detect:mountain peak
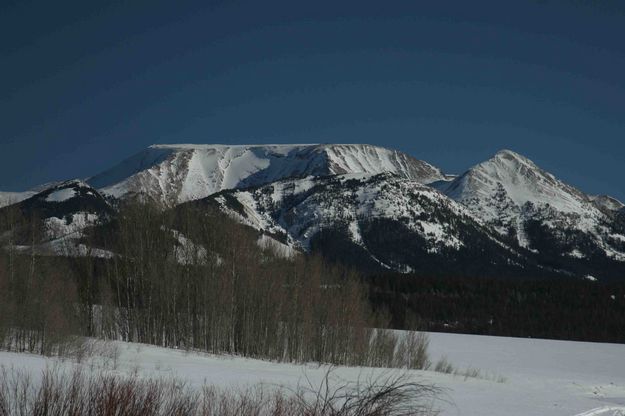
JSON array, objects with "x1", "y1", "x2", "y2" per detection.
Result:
[
  {"x1": 440, "y1": 147, "x2": 625, "y2": 262},
  {"x1": 495, "y1": 149, "x2": 522, "y2": 158},
  {"x1": 56, "y1": 179, "x2": 91, "y2": 189},
  {"x1": 447, "y1": 148, "x2": 588, "y2": 213},
  {"x1": 491, "y1": 149, "x2": 537, "y2": 167}
]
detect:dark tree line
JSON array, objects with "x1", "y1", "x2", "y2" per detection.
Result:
[{"x1": 369, "y1": 273, "x2": 625, "y2": 343}]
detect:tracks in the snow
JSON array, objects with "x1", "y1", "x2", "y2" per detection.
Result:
[{"x1": 575, "y1": 407, "x2": 625, "y2": 416}]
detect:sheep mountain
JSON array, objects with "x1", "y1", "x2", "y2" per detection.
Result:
[{"x1": 1, "y1": 144, "x2": 624, "y2": 280}]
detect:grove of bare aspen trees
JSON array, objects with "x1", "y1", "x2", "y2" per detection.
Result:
[{"x1": 0, "y1": 201, "x2": 428, "y2": 369}]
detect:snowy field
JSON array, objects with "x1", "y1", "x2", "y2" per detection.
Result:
[{"x1": 1, "y1": 332, "x2": 624, "y2": 416}]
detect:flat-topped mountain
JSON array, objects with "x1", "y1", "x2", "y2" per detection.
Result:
[{"x1": 87, "y1": 144, "x2": 447, "y2": 206}]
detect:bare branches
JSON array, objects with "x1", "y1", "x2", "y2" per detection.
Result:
[
  {"x1": 288, "y1": 367, "x2": 442, "y2": 416},
  {"x1": 0, "y1": 366, "x2": 442, "y2": 416}
]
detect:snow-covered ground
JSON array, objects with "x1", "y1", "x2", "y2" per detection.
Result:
[
  {"x1": 426, "y1": 333, "x2": 625, "y2": 416},
  {"x1": 1, "y1": 332, "x2": 624, "y2": 416}
]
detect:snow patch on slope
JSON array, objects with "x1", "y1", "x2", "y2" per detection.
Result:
[
  {"x1": 170, "y1": 229, "x2": 211, "y2": 266},
  {"x1": 44, "y1": 212, "x2": 100, "y2": 239},
  {"x1": 257, "y1": 234, "x2": 297, "y2": 259},
  {"x1": 45, "y1": 188, "x2": 77, "y2": 202}
]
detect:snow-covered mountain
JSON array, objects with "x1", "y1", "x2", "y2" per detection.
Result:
[
  {"x1": 441, "y1": 150, "x2": 625, "y2": 267},
  {"x1": 0, "y1": 180, "x2": 114, "y2": 257},
  {"x1": 2, "y1": 144, "x2": 623, "y2": 278},
  {"x1": 87, "y1": 144, "x2": 447, "y2": 206},
  {"x1": 198, "y1": 172, "x2": 536, "y2": 276}
]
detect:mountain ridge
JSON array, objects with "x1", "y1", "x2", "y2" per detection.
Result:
[
  {"x1": 86, "y1": 143, "x2": 447, "y2": 206},
  {"x1": 2, "y1": 144, "x2": 624, "y2": 279},
  {"x1": 195, "y1": 172, "x2": 539, "y2": 276}
]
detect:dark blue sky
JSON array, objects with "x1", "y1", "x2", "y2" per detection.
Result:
[{"x1": 1, "y1": 1, "x2": 624, "y2": 200}]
